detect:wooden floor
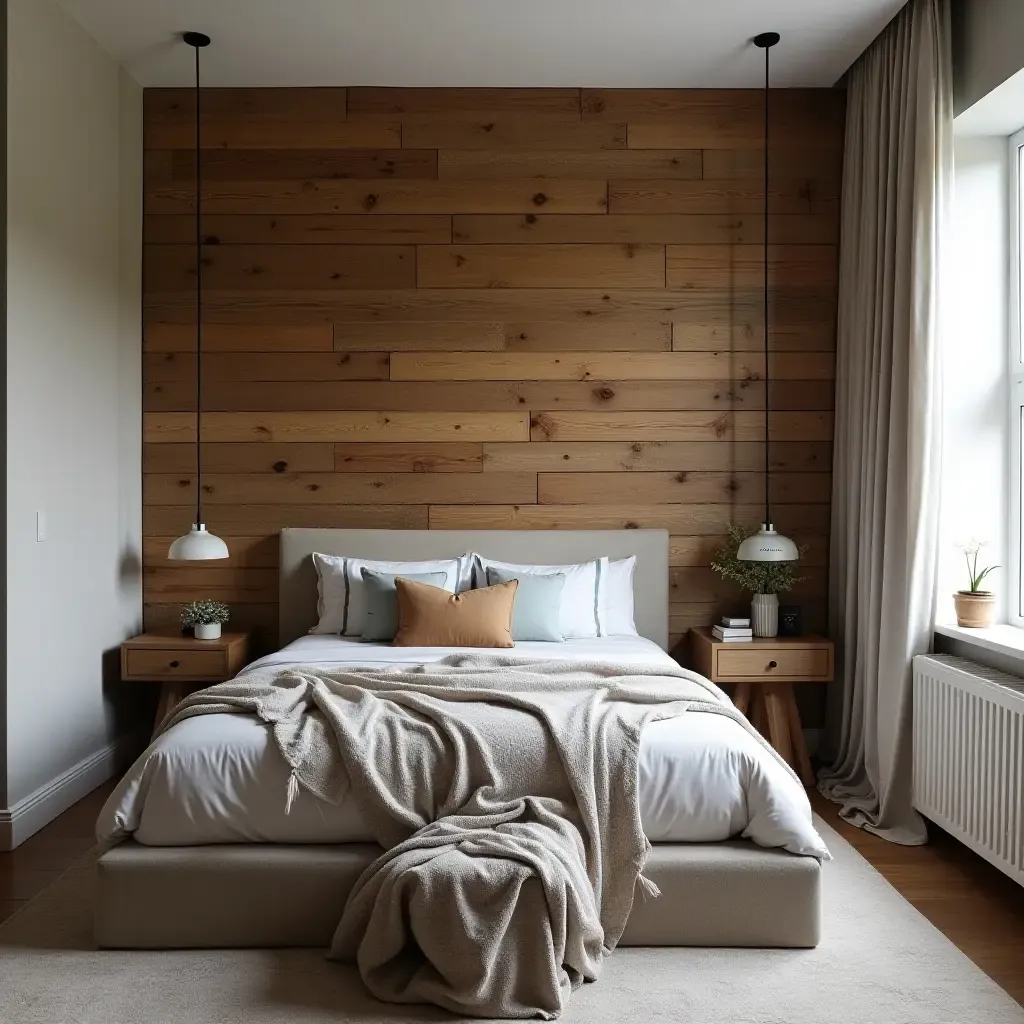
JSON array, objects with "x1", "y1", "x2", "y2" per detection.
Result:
[{"x1": 0, "y1": 782, "x2": 1021, "y2": 1006}]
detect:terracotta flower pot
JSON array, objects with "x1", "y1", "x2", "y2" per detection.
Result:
[{"x1": 953, "y1": 591, "x2": 995, "y2": 628}]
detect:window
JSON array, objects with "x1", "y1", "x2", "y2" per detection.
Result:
[{"x1": 1009, "y1": 127, "x2": 1024, "y2": 625}]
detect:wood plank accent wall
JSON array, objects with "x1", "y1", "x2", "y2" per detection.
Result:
[{"x1": 142, "y1": 87, "x2": 843, "y2": 653}]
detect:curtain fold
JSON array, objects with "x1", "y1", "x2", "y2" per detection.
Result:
[{"x1": 818, "y1": 0, "x2": 951, "y2": 844}]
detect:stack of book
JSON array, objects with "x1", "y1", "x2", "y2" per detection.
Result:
[{"x1": 711, "y1": 617, "x2": 753, "y2": 643}]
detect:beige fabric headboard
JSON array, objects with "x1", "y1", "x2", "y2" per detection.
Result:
[{"x1": 279, "y1": 529, "x2": 669, "y2": 649}]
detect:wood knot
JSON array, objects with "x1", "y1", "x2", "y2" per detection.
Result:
[
  {"x1": 203, "y1": 235, "x2": 220, "y2": 245},
  {"x1": 530, "y1": 414, "x2": 555, "y2": 439},
  {"x1": 337, "y1": 353, "x2": 351, "y2": 364},
  {"x1": 524, "y1": 214, "x2": 537, "y2": 225},
  {"x1": 593, "y1": 386, "x2": 616, "y2": 402},
  {"x1": 272, "y1": 461, "x2": 288, "y2": 473},
  {"x1": 624, "y1": 521, "x2": 639, "y2": 530},
  {"x1": 481, "y1": 122, "x2": 495, "y2": 133},
  {"x1": 675, "y1": 472, "x2": 689, "y2": 483},
  {"x1": 362, "y1": 193, "x2": 379, "y2": 211},
  {"x1": 532, "y1": 193, "x2": 549, "y2": 206},
  {"x1": 725, "y1": 478, "x2": 741, "y2": 494},
  {"x1": 453, "y1": 253, "x2": 467, "y2": 267},
  {"x1": 307, "y1": 483, "x2": 321, "y2": 492},
  {"x1": 330, "y1": 272, "x2": 342, "y2": 280},
  {"x1": 631, "y1": 443, "x2": 644, "y2": 454},
  {"x1": 176, "y1": 478, "x2": 190, "y2": 489},
  {"x1": 245, "y1": 265, "x2": 265, "y2": 275}
]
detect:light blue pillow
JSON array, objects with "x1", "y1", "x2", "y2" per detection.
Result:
[
  {"x1": 361, "y1": 570, "x2": 448, "y2": 642},
  {"x1": 485, "y1": 567, "x2": 565, "y2": 642}
]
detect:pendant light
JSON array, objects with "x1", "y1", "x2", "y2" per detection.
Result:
[
  {"x1": 168, "y1": 32, "x2": 229, "y2": 561},
  {"x1": 737, "y1": 32, "x2": 799, "y2": 563}
]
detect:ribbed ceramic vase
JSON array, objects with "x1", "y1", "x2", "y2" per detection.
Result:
[{"x1": 751, "y1": 593, "x2": 779, "y2": 638}]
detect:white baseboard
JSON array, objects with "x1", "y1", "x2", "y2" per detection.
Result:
[{"x1": 0, "y1": 731, "x2": 144, "y2": 851}]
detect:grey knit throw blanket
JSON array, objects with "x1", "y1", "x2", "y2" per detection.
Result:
[{"x1": 160, "y1": 655, "x2": 790, "y2": 1019}]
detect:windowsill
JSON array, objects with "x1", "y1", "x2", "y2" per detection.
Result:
[{"x1": 934, "y1": 622, "x2": 1024, "y2": 671}]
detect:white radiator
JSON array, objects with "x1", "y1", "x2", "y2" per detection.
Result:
[{"x1": 913, "y1": 654, "x2": 1024, "y2": 885}]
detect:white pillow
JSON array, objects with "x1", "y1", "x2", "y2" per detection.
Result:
[
  {"x1": 311, "y1": 553, "x2": 470, "y2": 636},
  {"x1": 472, "y1": 554, "x2": 609, "y2": 639},
  {"x1": 603, "y1": 556, "x2": 639, "y2": 636}
]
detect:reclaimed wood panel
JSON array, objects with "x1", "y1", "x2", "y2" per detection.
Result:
[
  {"x1": 144, "y1": 378, "x2": 763, "y2": 414},
  {"x1": 145, "y1": 244, "x2": 416, "y2": 292},
  {"x1": 146, "y1": 179, "x2": 609, "y2": 216},
  {"x1": 452, "y1": 213, "x2": 837, "y2": 245},
  {"x1": 146, "y1": 214, "x2": 452, "y2": 245},
  {"x1": 405, "y1": 121, "x2": 625, "y2": 150},
  {"x1": 142, "y1": 86, "x2": 842, "y2": 658},
  {"x1": 438, "y1": 150, "x2": 701, "y2": 179},
  {"x1": 144, "y1": 472, "x2": 538, "y2": 506},
  {"x1": 417, "y1": 244, "x2": 666, "y2": 289}
]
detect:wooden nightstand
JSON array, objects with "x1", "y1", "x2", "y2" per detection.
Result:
[
  {"x1": 121, "y1": 629, "x2": 251, "y2": 736},
  {"x1": 688, "y1": 626, "x2": 834, "y2": 786}
]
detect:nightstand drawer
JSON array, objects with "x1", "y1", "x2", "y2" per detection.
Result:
[
  {"x1": 715, "y1": 646, "x2": 831, "y2": 681},
  {"x1": 125, "y1": 648, "x2": 228, "y2": 681}
]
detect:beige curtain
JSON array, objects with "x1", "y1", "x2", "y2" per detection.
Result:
[{"x1": 818, "y1": 0, "x2": 951, "y2": 844}]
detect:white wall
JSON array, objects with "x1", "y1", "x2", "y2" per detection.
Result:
[
  {"x1": 954, "y1": 0, "x2": 1024, "y2": 116},
  {"x1": 936, "y1": 136, "x2": 1009, "y2": 622},
  {"x1": 4, "y1": 0, "x2": 141, "y2": 833}
]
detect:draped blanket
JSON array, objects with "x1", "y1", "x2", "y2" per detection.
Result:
[{"x1": 160, "y1": 656, "x2": 791, "y2": 1018}]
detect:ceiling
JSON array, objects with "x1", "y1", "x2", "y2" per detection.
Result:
[{"x1": 58, "y1": 0, "x2": 905, "y2": 89}]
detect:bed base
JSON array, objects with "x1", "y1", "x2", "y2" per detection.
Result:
[{"x1": 95, "y1": 840, "x2": 821, "y2": 949}]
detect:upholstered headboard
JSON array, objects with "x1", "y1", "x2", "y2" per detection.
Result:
[{"x1": 279, "y1": 529, "x2": 668, "y2": 649}]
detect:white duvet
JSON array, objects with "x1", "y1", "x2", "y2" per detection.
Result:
[{"x1": 98, "y1": 635, "x2": 829, "y2": 859}]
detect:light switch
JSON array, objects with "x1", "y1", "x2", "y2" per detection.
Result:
[{"x1": 36, "y1": 511, "x2": 46, "y2": 542}]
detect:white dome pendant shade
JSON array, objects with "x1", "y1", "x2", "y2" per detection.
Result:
[
  {"x1": 737, "y1": 524, "x2": 799, "y2": 562},
  {"x1": 737, "y1": 32, "x2": 797, "y2": 565},
  {"x1": 168, "y1": 525, "x2": 230, "y2": 561},
  {"x1": 167, "y1": 32, "x2": 228, "y2": 563}
]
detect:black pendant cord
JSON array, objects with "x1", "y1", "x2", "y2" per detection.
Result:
[
  {"x1": 762, "y1": 41, "x2": 770, "y2": 529},
  {"x1": 194, "y1": 40, "x2": 202, "y2": 529}
]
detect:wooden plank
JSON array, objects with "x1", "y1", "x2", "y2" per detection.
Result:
[
  {"x1": 416, "y1": 244, "x2": 666, "y2": 289},
  {"x1": 347, "y1": 88, "x2": 581, "y2": 120},
  {"x1": 483, "y1": 440, "x2": 832, "y2": 473},
  {"x1": 145, "y1": 244, "x2": 416, "y2": 291},
  {"x1": 144, "y1": 351, "x2": 390, "y2": 383},
  {"x1": 452, "y1": 213, "x2": 837, "y2": 245},
  {"x1": 334, "y1": 443, "x2": 483, "y2": 473},
  {"x1": 666, "y1": 245, "x2": 838, "y2": 291},
  {"x1": 405, "y1": 121, "x2": 625, "y2": 150},
  {"x1": 142, "y1": 442, "x2": 336, "y2": 474},
  {"x1": 144, "y1": 472, "x2": 538, "y2": 506},
  {"x1": 144, "y1": 602, "x2": 279, "y2": 635},
  {"x1": 770, "y1": 381, "x2": 835, "y2": 411},
  {"x1": 438, "y1": 149, "x2": 700, "y2": 179},
  {"x1": 671, "y1": 566, "x2": 827, "y2": 602},
  {"x1": 537, "y1": 471, "x2": 831, "y2": 505},
  {"x1": 583, "y1": 89, "x2": 760, "y2": 137},
  {"x1": 145, "y1": 287, "x2": 835, "y2": 325},
  {"x1": 146, "y1": 214, "x2": 452, "y2": 245},
  {"x1": 672, "y1": 322, "x2": 834, "y2": 353},
  {"x1": 702, "y1": 147, "x2": 843, "y2": 181},
  {"x1": 144, "y1": 323, "x2": 333, "y2": 353},
  {"x1": 390, "y1": 351, "x2": 762, "y2": 382},
  {"x1": 334, "y1": 321, "x2": 670, "y2": 352},
  {"x1": 609, "y1": 179, "x2": 837, "y2": 216},
  {"x1": 529, "y1": 411, "x2": 832, "y2": 442},
  {"x1": 144, "y1": 534, "x2": 279, "y2": 568},
  {"x1": 143, "y1": 566, "x2": 279, "y2": 603},
  {"x1": 146, "y1": 180, "x2": 609, "y2": 216},
  {"x1": 503, "y1": 322, "x2": 670, "y2": 352},
  {"x1": 427, "y1": 502, "x2": 831, "y2": 533},
  {"x1": 144, "y1": 503, "x2": 428, "y2": 535},
  {"x1": 335, "y1": 321, "x2": 505, "y2": 352},
  {"x1": 144, "y1": 411, "x2": 531, "y2": 444},
  {"x1": 164, "y1": 148, "x2": 438, "y2": 181},
  {"x1": 144, "y1": 379, "x2": 762, "y2": 414}
]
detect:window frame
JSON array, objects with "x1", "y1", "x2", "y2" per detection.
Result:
[{"x1": 1008, "y1": 127, "x2": 1024, "y2": 626}]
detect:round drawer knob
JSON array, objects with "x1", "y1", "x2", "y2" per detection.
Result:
[
  {"x1": 767, "y1": 660, "x2": 778, "y2": 669},
  {"x1": 169, "y1": 660, "x2": 180, "y2": 668}
]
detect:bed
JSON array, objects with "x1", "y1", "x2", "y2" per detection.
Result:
[{"x1": 95, "y1": 528, "x2": 826, "y2": 949}]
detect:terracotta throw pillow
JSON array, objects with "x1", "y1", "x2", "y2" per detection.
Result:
[{"x1": 393, "y1": 577, "x2": 518, "y2": 648}]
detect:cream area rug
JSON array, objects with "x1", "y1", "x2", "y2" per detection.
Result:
[{"x1": 1, "y1": 817, "x2": 1021, "y2": 1024}]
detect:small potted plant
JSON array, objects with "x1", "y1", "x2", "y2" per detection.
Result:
[
  {"x1": 181, "y1": 600, "x2": 230, "y2": 640},
  {"x1": 954, "y1": 539, "x2": 998, "y2": 628},
  {"x1": 711, "y1": 523, "x2": 806, "y2": 637}
]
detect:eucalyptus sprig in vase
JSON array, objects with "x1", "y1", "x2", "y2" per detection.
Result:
[
  {"x1": 953, "y1": 539, "x2": 998, "y2": 628},
  {"x1": 711, "y1": 523, "x2": 806, "y2": 637}
]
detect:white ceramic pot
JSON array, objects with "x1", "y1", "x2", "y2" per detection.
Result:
[
  {"x1": 194, "y1": 622, "x2": 222, "y2": 640},
  {"x1": 751, "y1": 593, "x2": 779, "y2": 638}
]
